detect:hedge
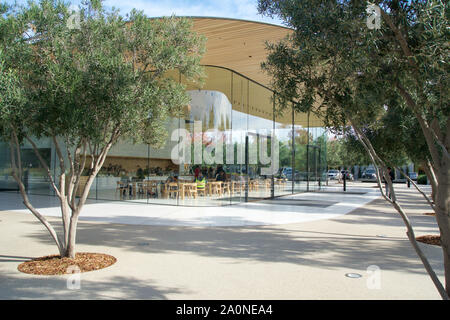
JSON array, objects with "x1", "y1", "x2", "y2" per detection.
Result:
[{"x1": 417, "y1": 174, "x2": 428, "y2": 185}]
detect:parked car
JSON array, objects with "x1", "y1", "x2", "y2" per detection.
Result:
[
  {"x1": 340, "y1": 170, "x2": 354, "y2": 181},
  {"x1": 327, "y1": 169, "x2": 341, "y2": 180},
  {"x1": 279, "y1": 167, "x2": 293, "y2": 180},
  {"x1": 361, "y1": 169, "x2": 377, "y2": 182},
  {"x1": 408, "y1": 172, "x2": 418, "y2": 181}
]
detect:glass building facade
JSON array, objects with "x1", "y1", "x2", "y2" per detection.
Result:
[{"x1": 0, "y1": 65, "x2": 327, "y2": 206}]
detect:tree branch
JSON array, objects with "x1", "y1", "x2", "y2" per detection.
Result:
[
  {"x1": 8, "y1": 138, "x2": 64, "y2": 255},
  {"x1": 395, "y1": 83, "x2": 446, "y2": 167},
  {"x1": 52, "y1": 136, "x2": 66, "y2": 174},
  {"x1": 347, "y1": 113, "x2": 448, "y2": 300},
  {"x1": 395, "y1": 166, "x2": 435, "y2": 211}
]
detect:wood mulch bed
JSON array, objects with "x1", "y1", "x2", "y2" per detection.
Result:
[
  {"x1": 18, "y1": 252, "x2": 117, "y2": 275},
  {"x1": 416, "y1": 235, "x2": 441, "y2": 247}
]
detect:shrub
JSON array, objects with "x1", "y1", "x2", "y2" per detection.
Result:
[{"x1": 417, "y1": 174, "x2": 428, "y2": 185}]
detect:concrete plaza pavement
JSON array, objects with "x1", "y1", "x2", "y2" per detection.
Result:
[
  {"x1": 0, "y1": 182, "x2": 444, "y2": 299},
  {"x1": 0, "y1": 183, "x2": 381, "y2": 227}
]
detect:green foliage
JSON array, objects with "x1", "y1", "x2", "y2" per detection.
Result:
[
  {"x1": 326, "y1": 134, "x2": 379, "y2": 168},
  {"x1": 0, "y1": 0, "x2": 206, "y2": 258},
  {"x1": 0, "y1": 54, "x2": 26, "y2": 138},
  {"x1": 339, "y1": 104, "x2": 416, "y2": 168},
  {"x1": 325, "y1": 139, "x2": 343, "y2": 168},
  {"x1": 379, "y1": 103, "x2": 430, "y2": 165},
  {"x1": 278, "y1": 140, "x2": 291, "y2": 168},
  {"x1": 258, "y1": 0, "x2": 448, "y2": 171},
  {"x1": 258, "y1": 1, "x2": 450, "y2": 299},
  {"x1": 0, "y1": 0, "x2": 206, "y2": 152},
  {"x1": 417, "y1": 174, "x2": 428, "y2": 185},
  {"x1": 327, "y1": 137, "x2": 368, "y2": 168}
]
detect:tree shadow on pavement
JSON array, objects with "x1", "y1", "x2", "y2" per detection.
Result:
[
  {"x1": 3, "y1": 184, "x2": 444, "y2": 300},
  {"x1": 0, "y1": 271, "x2": 184, "y2": 299},
  {"x1": 19, "y1": 210, "x2": 444, "y2": 278}
]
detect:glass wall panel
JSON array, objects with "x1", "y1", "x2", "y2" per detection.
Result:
[
  {"x1": 95, "y1": 140, "x2": 150, "y2": 203},
  {"x1": 178, "y1": 67, "x2": 233, "y2": 206},
  {"x1": 0, "y1": 142, "x2": 12, "y2": 190},
  {"x1": 0, "y1": 141, "x2": 18, "y2": 192},
  {"x1": 294, "y1": 111, "x2": 309, "y2": 192},
  {"x1": 230, "y1": 72, "x2": 248, "y2": 204},
  {"x1": 19, "y1": 138, "x2": 54, "y2": 196},
  {"x1": 248, "y1": 81, "x2": 274, "y2": 199},
  {"x1": 149, "y1": 118, "x2": 180, "y2": 205},
  {"x1": 308, "y1": 120, "x2": 327, "y2": 191},
  {"x1": 274, "y1": 101, "x2": 293, "y2": 197},
  {"x1": 0, "y1": 66, "x2": 327, "y2": 207}
]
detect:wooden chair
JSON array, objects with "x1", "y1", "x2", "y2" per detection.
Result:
[
  {"x1": 160, "y1": 183, "x2": 169, "y2": 199},
  {"x1": 248, "y1": 180, "x2": 258, "y2": 192},
  {"x1": 209, "y1": 182, "x2": 223, "y2": 197},
  {"x1": 197, "y1": 185, "x2": 207, "y2": 197},
  {"x1": 264, "y1": 179, "x2": 272, "y2": 191},
  {"x1": 232, "y1": 181, "x2": 244, "y2": 194},
  {"x1": 115, "y1": 181, "x2": 127, "y2": 197},
  {"x1": 130, "y1": 182, "x2": 137, "y2": 198},
  {"x1": 222, "y1": 182, "x2": 231, "y2": 195},
  {"x1": 136, "y1": 181, "x2": 145, "y2": 195},
  {"x1": 142, "y1": 181, "x2": 150, "y2": 195},
  {"x1": 145, "y1": 181, "x2": 158, "y2": 197},
  {"x1": 167, "y1": 182, "x2": 179, "y2": 199},
  {"x1": 183, "y1": 183, "x2": 198, "y2": 199}
]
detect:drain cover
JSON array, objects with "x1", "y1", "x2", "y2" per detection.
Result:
[
  {"x1": 345, "y1": 273, "x2": 362, "y2": 279},
  {"x1": 137, "y1": 242, "x2": 150, "y2": 246}
]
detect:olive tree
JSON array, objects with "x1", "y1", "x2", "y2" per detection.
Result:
[
  {"x1": 258, "y1": 0, "x2": 449, "y2": 298},
  {"x1": 0, "y1": 0, "x2": 205, "y2": 258}
]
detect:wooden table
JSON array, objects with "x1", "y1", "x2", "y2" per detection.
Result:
[
  {"x1": 222, "y1": 182, "x2": 231, "y2": 195},
  {"x1": 231, "y1": 181, "x2": 246, "y2": 194},
  {"x1": 248, "y1": 180, "x2": 259, "y2": 192},
  {"x1": 179, "y1": 182, "x2": 198, "y2": 199},
  {"x1": 208, "y1": 181, "x2": 223, "y2": 197}
]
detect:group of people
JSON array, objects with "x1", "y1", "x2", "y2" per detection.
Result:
[
  {"x1": 191, "y1": 165, "x2": 225, "y2": 179},
  {"x1": 103, "y1": 163, "x2": 125, "y2": 177},
  {"x1": 165, "y1": 166, "x2": 228, "y2": 192},
  {"x1": 193, "y1": 166, "x2": 227, "y2": 188}
]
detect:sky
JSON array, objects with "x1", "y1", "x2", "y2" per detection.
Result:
[{"x1": 6, "y1": 0, "x2": 285, "y2": 26}]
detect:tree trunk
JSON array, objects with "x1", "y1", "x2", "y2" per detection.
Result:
[
  {"x1": 435, "y1": 160, "x2": 450, "y2": 296},
  {"x1": 347, "y1": 114, "x2": 448, "y2": 299},
  {"x1": 63, "y1": 214, "x2": 79, "y2": 259},
  {"x1": 9, "y1": 130, "x2": 118, "y2": 260},
  {"x1": 62, "y1": 169, "x2": 100, "y2": 259}
]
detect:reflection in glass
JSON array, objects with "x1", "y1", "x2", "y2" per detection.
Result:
[{"x1": 0, "y1": 66, "x2": 327, "y2": 206}]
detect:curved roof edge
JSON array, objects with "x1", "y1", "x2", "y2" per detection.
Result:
[
  {"x1": 187, "y1": 17, "x2": 292, "y2": 88},
  {"x1": 162, "y1": 16, "x2": 292, "y2": 31}
]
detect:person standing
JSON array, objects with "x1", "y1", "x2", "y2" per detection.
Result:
[
  {"x1": 194, "y1": 166, "x2": 201, "y2": 179},
  {"x1": 216, "y1": 170, "x2": 226, "y2": 182},
  {"x1": 195, "y1": 171, "x2": 207, "y2": 193}
]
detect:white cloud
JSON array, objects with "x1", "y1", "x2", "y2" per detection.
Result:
[{"x1": 7, "y1": 0, "x2": 284, "y2": 25}]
